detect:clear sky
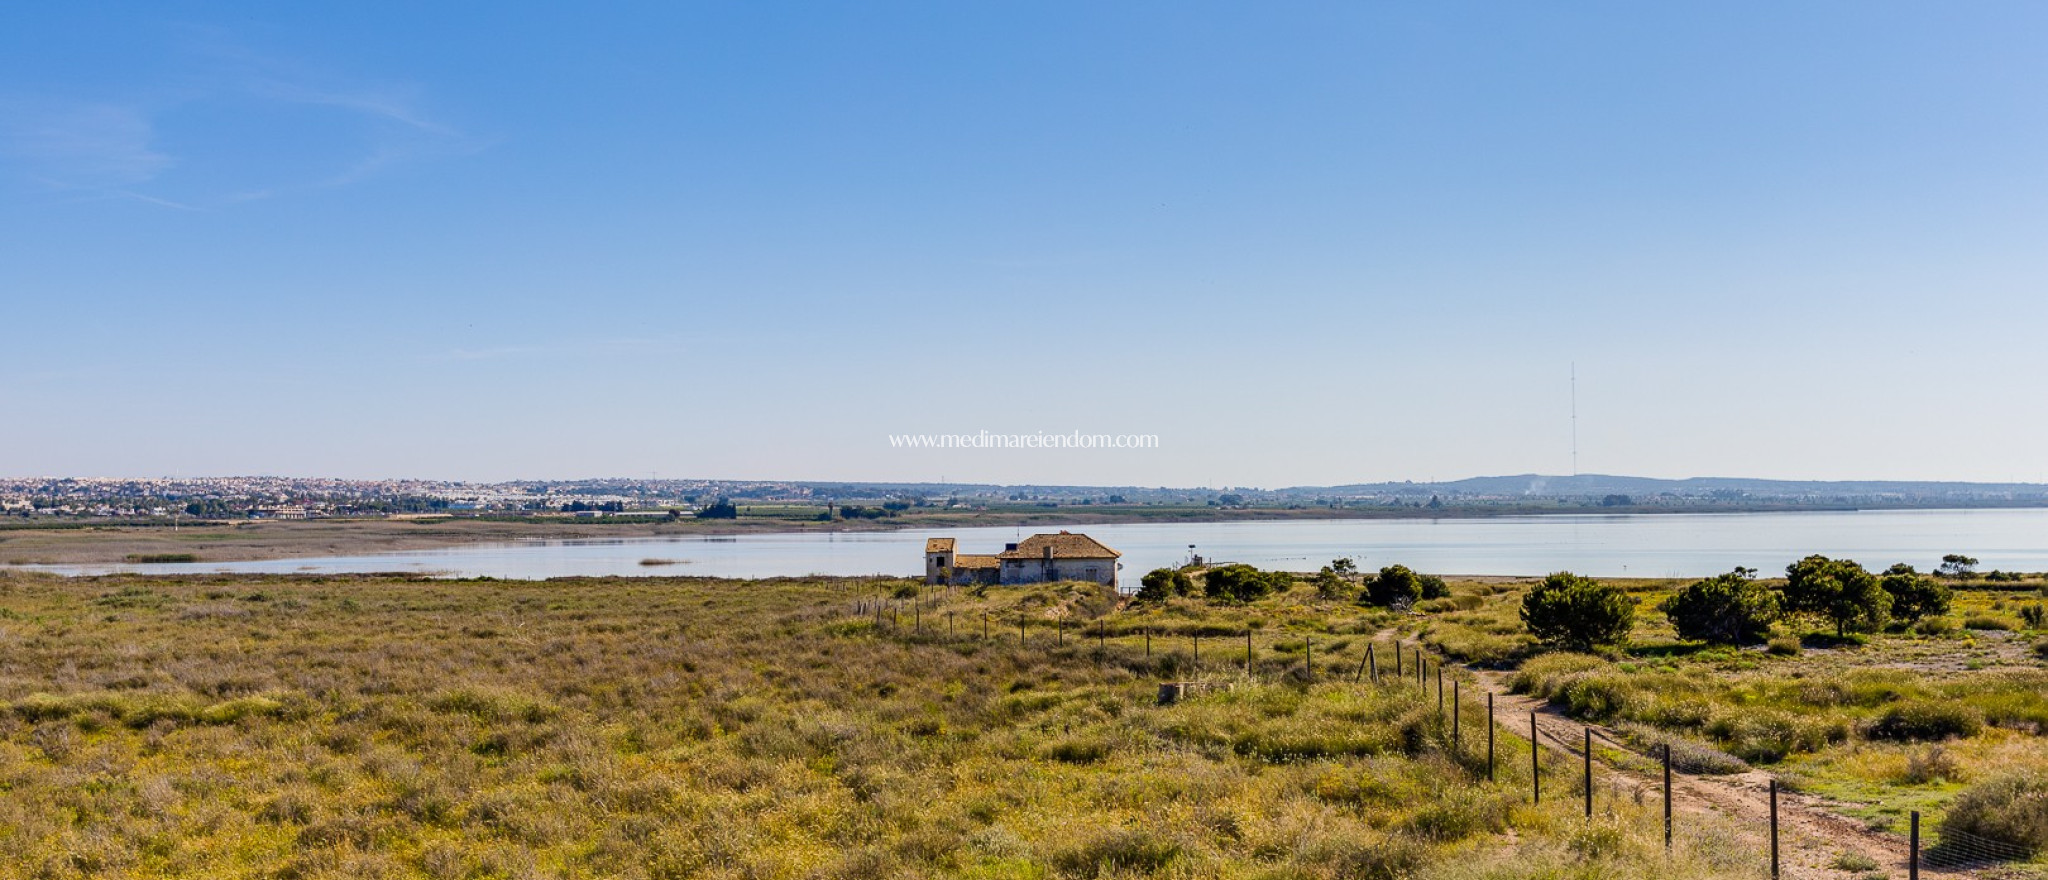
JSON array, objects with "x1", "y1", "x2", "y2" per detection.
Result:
[{"x1": 5, "y1": 3, "x2": 2046, "y2": 487}]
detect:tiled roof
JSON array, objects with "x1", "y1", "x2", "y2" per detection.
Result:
[
  {"x1": 953, "y1": 554, "x2": 999, "y2": 569},
  {"x1": 994, "y1": 531, "x2": 1121, "y2": 560},
  {"x1": 925, "y1": 538, "x2": 956, "y2": 553}
]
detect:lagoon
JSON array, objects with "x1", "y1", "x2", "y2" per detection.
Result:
[{"x1": 30, "y1": 508, "x2": 2048, "y2": 582}]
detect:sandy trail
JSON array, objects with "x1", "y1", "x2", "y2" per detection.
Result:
[{"x1": 1467, "y1": 668, "x2": 1983, "y2": 880}]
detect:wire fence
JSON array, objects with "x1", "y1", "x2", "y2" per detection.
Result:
[{"x1": 847, "y1": 593, "x2": 2048, "y2": 879}]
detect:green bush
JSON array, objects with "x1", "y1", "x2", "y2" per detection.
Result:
[
  {"x1": 1136, "y1": 568, "x2": 1194, "y2": 602},
  {"x1": 2019, "y1": 604, "x2": 2046, "y2": 629},
  {"x1": 1362, "y1": 565, "x2": 1425, "y2": 608},
  {"x1": 1659, "y1": 568, "x2": 1781, "y2": 645},
  {"x1": 1520, "y1": 572, "x2": 1635, "y2": 650},
  {"x1": 1963, "y1": 615, "x2": 2013, "y2": 632},
  {"x1": 1507, "y1": 653, "x2": 1609, "y2": 696},
  {"x1": 1766, "y1": 635, "x2": 1802, "y2": 655},
  {"x1": 1865, "y1": 700, "x2": 1983, "y2": 742},
  {"x1": 1052, "y1": 827, "x2": 1180, "y2": 877},
  {"x1": 1914, "y1": 617, "x2": 1958, "y2": 637},
  {"x1": 1201, "y1": 564, "x2": 1290, "y2": 604},
  {"x1": 1614, "y1": 722, "x2": 1750, "y2": 775},
  {"x1": 1879, "y1": 563, "x2": 1952, "y2": 622},
  {"x1": 1940, "y1": 773, "x2": 2048, "y2": 854},
  {"x1": 1784, "y1": 555, "x2": 1890, "y2": 637},
  {"x1": 1418, "y1": 573, "x2": 1451, "y2": 600}
]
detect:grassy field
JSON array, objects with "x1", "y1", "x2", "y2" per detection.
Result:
[{"x1": 0, "y1": 569, "x2": 1781, "y2": 880}]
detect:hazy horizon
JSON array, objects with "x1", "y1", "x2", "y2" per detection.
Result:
[{"x1": 7, "y1": 4, "x2": 2046, "y2": 486}]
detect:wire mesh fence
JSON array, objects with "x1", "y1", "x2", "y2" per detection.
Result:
[{"x1": 848, "y1": 600, "x2": 2047, "y2": 879}]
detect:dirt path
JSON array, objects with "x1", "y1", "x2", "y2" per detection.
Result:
[{"x1": 1469, "y1": 669, "x2": 1977, "y2": 880}]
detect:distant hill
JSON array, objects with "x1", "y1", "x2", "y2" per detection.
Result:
[{"x1": 1303, "y1": 474, "x2": 2048, "y2": 500}]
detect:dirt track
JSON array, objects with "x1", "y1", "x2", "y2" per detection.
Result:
[{"x1": 1469, "y1": 669, "x2": 1982, "y2": 880}]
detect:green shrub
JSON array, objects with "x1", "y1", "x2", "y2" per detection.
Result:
[
  {"x1": 1052, "y1": 827, "x2": 1180, "y2": 877},
  {"x1": 1521, "y1": 572, "x2": 1635, "y2": 650},
  {"x1": 1914, "y1": 617, "x2": 1958, "y2": 637},
  {"x1": 1706, "y1": 709, "x2": 1845, "y2": 763},
  {"x1": 1398, "y1": 786, "x2": 1512, "y2": 842},
  {"x1": 1766, "y1": 635, "x2": 1802, "y2": 655},
  {"x1": 1317, "y1": 835, "x2": 1425, "y2": 880},
  {"x1": 1418, "y1": 573, "x2": 1450, "y2": 600},
  {"x1": 1362, "y1": 565, "x2": 1425, "y2": 608},
  {"x1": 1614, "y1": 722, "x2": 1750, "y2": 775},
  {"x1": 1940, "y1": 773, "x2": 2048, "y2": 854},
  {"x1": 1784, "y1": 555, "x2": 1890, "y2": 637},
  {"x1": 1045, "y1": 737, "x2": 1110, "y2": 764},
  {"x1": 1202, "y1": 564, "x2": 1290, "y2": 604},
  {"x1": 1660, "y1": 568, "x2": 1781, "y2": 645},
  {"x1": 1866, "y1": 700, "x2": 1983, "y2": 742},
  {"x1": 1963, "y1": 615, "x2": 2013, "y2": 632},
  {"x1": 1507, "y1": 653, "x2": 1610, "y2": 696},
  {"x1": 1136, "y1": 568, "x2": 1194, "y2": 602},
  {"x1": 1879, "y1": 563, "x2": 1952, "y2": 622},
  {"x1": 2019, "y1": 604, "x2": 2046, "y2": 629}
]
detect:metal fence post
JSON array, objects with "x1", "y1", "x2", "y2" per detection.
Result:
[
  {"x1": 1532, "y1": 712, "x2": 1541, "y2": 804},
  {"x1": 1306, "y1": 636, "x2": 1313, "y2": 680},
  {"x1": 1769, "y1": 779, "x2": 1780, "y2": 880},
  {"x1": 1663, "y1": 743, "x2": 1673, "y2": 849},
  {"x1": 1583, "y1": 726, "x2": 1593, "y2": 818},
  {"x1": 1910, "y1": 811, "x2": 1920, "y2": 880},
  {"x1": 1452, "y1": 680, "x2": 1461, "y2": 752}
]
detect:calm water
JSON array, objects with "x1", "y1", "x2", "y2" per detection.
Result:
[{"x1": 24, "y1": 508, "x2": 2048, "y2": 581}]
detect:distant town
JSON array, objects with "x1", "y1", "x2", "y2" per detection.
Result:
[{"x1": 4, "y1": 474, "x2": 2046, "y2": 523}]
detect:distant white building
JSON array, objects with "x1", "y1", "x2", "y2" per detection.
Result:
[{"x1": 925, "y1": 530, "x2": 1121, "y2": 588}]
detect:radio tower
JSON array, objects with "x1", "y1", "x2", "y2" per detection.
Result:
[{"x1": 1570, "y1": 363, "x2": 1579, "y2": 477}]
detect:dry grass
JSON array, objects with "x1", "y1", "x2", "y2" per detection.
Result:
[{"x1": 0, "y1": 569, "x2": 1776, "y2": 880}]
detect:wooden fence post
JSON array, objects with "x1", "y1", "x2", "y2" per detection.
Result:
[
  {"x1": 1305, "y1": 636, "x2": 1313, "y2": 680},
  {"x1": 1769, "y1": 779, "x2": 1780, "y2": 880},
  {"x1": 1531, "y1": 712, "x2": 1541, "y2": 804}
]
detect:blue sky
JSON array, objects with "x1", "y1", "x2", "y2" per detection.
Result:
[{"x1": 5, "y1": 3, "x2": 2046, "y2": 486}]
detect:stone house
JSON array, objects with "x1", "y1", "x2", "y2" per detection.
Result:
[{"x1": 924, "y1": 531, "x2": 1121, "y2": 588}]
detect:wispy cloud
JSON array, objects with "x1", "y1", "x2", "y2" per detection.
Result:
[
  {"x1": 2, "y1": 27, "x2": 482, "y2": 209},
  {"x1": 4, "y1": 102, "x2": 172, "y2": 186}
]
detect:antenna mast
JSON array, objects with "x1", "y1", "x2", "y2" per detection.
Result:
[{"x1": 1570, "y1": 363, "x2": 1579, "y2": 477}]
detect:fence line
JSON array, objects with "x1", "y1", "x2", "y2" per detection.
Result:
[{"x1": 846, "y1": 602, "x2": 2035, "y2": 878}]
